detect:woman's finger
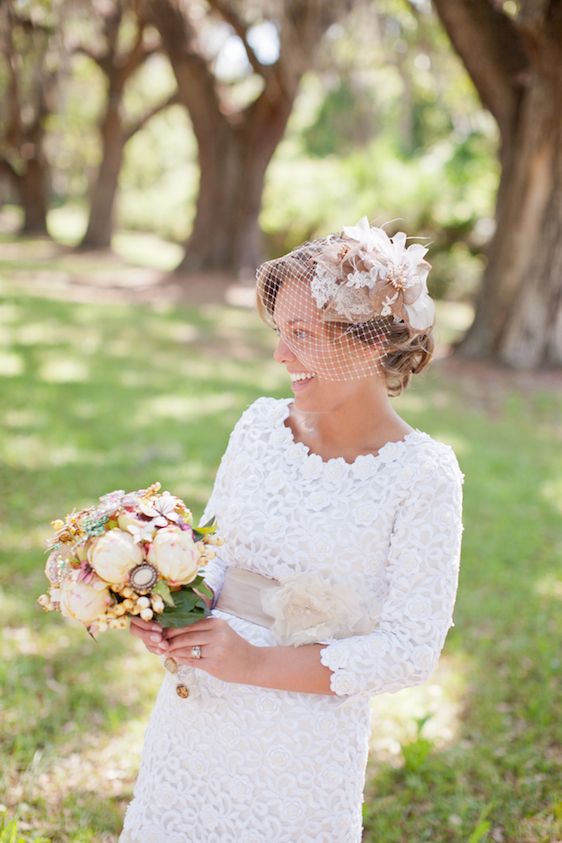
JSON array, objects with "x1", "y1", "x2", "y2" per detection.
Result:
[
  {"x1": 166, "y1": 633, "x2": 212, "y2": 653},
  {"x1": 130, "y1": 616, "x2": 163, "y2": 632},
  {"x1": 130, "y1": 624, "x2": 169, "y2": 650},
  {"x1": 165, "y1": 619, "x2": 218, "y2": 639}
]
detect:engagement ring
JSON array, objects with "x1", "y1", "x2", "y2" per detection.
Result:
[{"x1": 191, "y1": 645, "x2": 202, "y2": 659}]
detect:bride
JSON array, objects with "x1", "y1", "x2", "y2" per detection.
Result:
[{"x1": 119, "y1": 217, "x2": 465, "y2": 842}]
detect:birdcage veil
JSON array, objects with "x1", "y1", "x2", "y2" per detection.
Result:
[{"x1": 256, "y1": 216, "x2": 435, "y2": 382}]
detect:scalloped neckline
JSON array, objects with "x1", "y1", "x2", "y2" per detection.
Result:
[{"x1": 279, "y1": 397, "x2": 427, "y2": 469}]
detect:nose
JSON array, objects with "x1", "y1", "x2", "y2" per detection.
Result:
[{"x1": 273, "y1": 333, "x2": 298, "y2": 365}]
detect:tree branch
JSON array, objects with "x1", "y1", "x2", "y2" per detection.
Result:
[
  {"x1": 241, "y1": 0, "x2": 351, "y2": 142},
  {"x1": 142, "y1": 0, "x2": 228, "y2": 136},
  {"x1": 124, "y1": 90, "x2": 179, "y2": 140},
  {"x1": 73, "y1": 44, "x2": 106, "y2": 69},
  {"x1": 206, "y1": 0, "x2": 269, "y2": 79},
  {"x1": 117, "y1": 17, "x2": 158, "y2": 81},
  {"x1": 431, "y1": 0, "x2": 529, "y2": 139}
]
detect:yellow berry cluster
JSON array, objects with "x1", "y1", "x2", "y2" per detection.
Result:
[{"x1": 111, "y1": 585, "x2": 165, "y2": 622}]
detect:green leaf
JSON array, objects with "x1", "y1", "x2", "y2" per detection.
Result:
[
  {"x1": 195, "y1": 581, "x2": 213, "y2": 600},
  {"x1": 152, "y1": 579, "x2": 175, "y2": 607},
  {"x1": 158, "y1": 587, "x2": 211, "y2": 628},
  {"x1": 159, "y1": 604, "x2": 209, "y2": 628},
  {"x1": 193, "y1": 515, "x2": 217, "y2": 537}
]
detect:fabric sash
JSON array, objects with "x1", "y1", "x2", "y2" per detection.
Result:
[{"x1": 214, "y1": 567, "x2": 281, "y2": 628}]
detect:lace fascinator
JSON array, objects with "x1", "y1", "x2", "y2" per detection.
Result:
[{"x1": 256, "y1": 216, "x2": 435, "y2": 382}]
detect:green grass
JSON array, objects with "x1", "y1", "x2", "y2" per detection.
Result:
[{"x1": 0, "y1": 232, "x2": 561, "y2": 842}]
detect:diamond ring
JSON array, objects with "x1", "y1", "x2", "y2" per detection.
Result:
[{"x1": 191, "y1": 645, "x2": 202, "y2": 659}]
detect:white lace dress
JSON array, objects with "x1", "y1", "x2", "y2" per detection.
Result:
[{"x1": 119, "y1": 396, "x2": 464, "y2": 843}]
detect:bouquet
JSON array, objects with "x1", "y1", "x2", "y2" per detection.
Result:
[{"x1": 37, "y1": 482, "x2": 222, "y2": 637}]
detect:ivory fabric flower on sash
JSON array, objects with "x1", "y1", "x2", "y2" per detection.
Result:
[{"x1": 260, "y1": 571, "x2": 373, "y2": 646}]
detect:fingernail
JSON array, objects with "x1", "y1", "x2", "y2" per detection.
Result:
[
  {"x1": 159, "y1": 642, "x2": 169, "y2": 650},
  {"x1": 150, "y1": 634, "x2": 161, "y2": 642}
]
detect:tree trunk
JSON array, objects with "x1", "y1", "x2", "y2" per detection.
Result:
[
  {"x1": 18, "y1": 157, "x2": 49, "y2": 235},
  {"x1": 454, "y1": 57, "x2": 562, "y2": 368},
  {"x1": 80, "y1": 100, "x2": 125, "y2": 249},
  {"x1": 146, "y1": 0, "x2": 351, "y2": 278},
  {"x1": 178, "y1": 110, "x2": 291, "y2": 277}
]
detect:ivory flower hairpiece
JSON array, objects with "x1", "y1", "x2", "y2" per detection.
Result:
[{"x1": 311, "y1": 216, "x2": 435, "y2": 331}]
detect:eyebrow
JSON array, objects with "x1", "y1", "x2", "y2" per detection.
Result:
[{"x1": 272, "y1": 318, "x2": 312, "y2": 328}]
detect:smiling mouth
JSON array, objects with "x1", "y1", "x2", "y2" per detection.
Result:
[{"x1": 289, "y1": 372, "x2": 317, "y2": 382}]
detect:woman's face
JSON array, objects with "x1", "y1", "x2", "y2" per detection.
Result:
[{"x1": 271, "y1": 276, "x2": 378, "y2": 405}]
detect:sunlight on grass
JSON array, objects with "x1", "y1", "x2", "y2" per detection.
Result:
[
  {"x1": 0, "y1": 351, "x2": 24, "y2": 376},
  {"x1": 114, "y1": 233, "x2": 184, "y2": 271},
  {"x1": 13, "y1": 321, "x2": 68, "y2": 346},
  {"x1": 369, "y1": 651, "x2": 469, "y2": 763},
  {"x1": 138, "y1": 391, "x2": 239, "y2": 423},
  {"x1": 0, "y1": 302, "x2": 23, "y2": 323},
  {"x1": 38, "y1": 357, "x2": 91, "y2": 384},
  {"x1": 1, "y1": 436, "x2": 103, "y2": 470},
  {"x1": 540, "y1": 478, "x2": 562, "y2": 515},
  {"x1": 534, "y1": 573, "x2": 562, "y2": 601}
]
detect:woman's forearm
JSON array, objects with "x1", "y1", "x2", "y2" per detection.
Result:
[{"x1": 247, "y1": 643, "x2": 336, "y2": 696}]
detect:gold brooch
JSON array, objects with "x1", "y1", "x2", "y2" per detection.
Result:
[{"x1": 176, "y1": 684, "x2": 190, "y2": 698}]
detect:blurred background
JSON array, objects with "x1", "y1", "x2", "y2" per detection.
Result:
[{"x1": 0, "y1": 0, "x2": 560, "y2": 840}]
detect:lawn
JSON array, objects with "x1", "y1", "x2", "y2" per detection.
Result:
[{"x1": 0, "y1": 231, "x2": 560, "y2": 842}]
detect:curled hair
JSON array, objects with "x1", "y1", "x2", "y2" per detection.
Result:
[{"x1": 378, "y1": 320, "x2": 434, "y2": 397}]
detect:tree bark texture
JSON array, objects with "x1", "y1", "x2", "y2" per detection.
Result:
[
  {"x1": 0, "y1": 2, "x2": 56, "y2": 236},
  {"x1": 432, "y1": 0, "x2": 562, "y2": 368},
  {"x1": 145, "y1": 0, "x2": 353, "y2": 277}
]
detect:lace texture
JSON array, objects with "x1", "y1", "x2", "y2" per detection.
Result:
[{"x1": 120, "y1": 396, "x2": 464, "y2": 842}]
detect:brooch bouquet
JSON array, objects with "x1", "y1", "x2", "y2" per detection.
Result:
[{"x1": 37, "y1": 482, "x2": 222, "y2": 637}]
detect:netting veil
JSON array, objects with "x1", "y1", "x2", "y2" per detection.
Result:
[{"x1": 256, "y1": 216, "x2": 435, "y2": 382}]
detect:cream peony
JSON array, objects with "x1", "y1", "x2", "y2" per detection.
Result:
[
  {"x1": 260, "y1": 572, "x2": 371, "y2": 646},
  {"x1": 87, "y1": 528, "x2": 143, "y2": 585},
  {"x1": 59, "y1": 574, "x2": 112, "y2": 625},
  {"x1": 147, "y1": 526, "x2": 200, "y2": 586}
]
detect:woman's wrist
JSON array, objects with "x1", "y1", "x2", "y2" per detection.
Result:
[
  {"x1": 244, "y1": 644, "x2": 335, "y2": 695},
  {"x1": 246, "y1": 643, "x2": 268, "y2": 686}
]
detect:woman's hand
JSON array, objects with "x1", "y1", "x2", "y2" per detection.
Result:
[
  {"x1": 164, "y1": 617, "x2": 260, "y2": 685},
  {"x1": 128, "y1": 585, "x2": 214, "y2": 656},
  {"x1": 129, "y1": 616, "x2": 170, "y2": 656}
]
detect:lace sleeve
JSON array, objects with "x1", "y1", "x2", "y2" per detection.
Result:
[
  {"x1": 198, "y1": 401, "x2": 258, "y2": 605},
  {"x1": 319, "y1": 446, "x2": 465, "y2": 704}
]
